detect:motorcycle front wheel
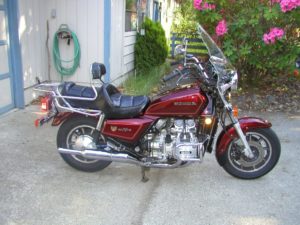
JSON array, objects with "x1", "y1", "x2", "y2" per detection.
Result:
[
  {"x1": 57, "y1": 116, "x2": 112, "y2": 172},
  {"x1": 222, "y1": 128, "x2": 281, "y2": 179}
]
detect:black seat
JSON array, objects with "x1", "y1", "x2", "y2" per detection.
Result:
[
  {"x1": 61, "y1": 82, "x2": 97, "y2": 98},
  {"x1": 96, "y1": 84, "x2": 150, "y2": 119},
  {"x1": 60, "y1": 82, "x2": 150, "y2": 119}
]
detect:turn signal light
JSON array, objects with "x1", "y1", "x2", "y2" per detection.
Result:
[
  {"x1": 233, "y1": 105, "x2": 239, "y2": 118},
  {"x1": 205, "y1": 117, "x2": 212, "y2": 125}
]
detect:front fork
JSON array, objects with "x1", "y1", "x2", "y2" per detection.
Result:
[{"x1": 226, "y1": 107, "x2": 254, "y2": 159}]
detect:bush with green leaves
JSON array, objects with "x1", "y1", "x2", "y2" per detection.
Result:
[
  {"x1": 191, "y1": 0, "x2": 300, "y2": 83},
  {"x1": 172, "y1": 0, "x2": 198, "y2": 35},
  {"x1": 135, "y1": 18, "x2": 168, "y2": 73}
]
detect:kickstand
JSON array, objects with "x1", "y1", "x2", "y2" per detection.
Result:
[{"x1": 141, "y1": 166, "x2": 150, "y2": 183}]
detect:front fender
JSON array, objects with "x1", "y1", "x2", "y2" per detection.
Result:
[{"x1": 216, "y1": 117, "x2": 272, "y2": 166}]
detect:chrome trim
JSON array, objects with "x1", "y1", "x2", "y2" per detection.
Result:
[
  {"x1": 33, "y1": 83, "x2": 98, "y2": 101},
  {"x1": 57, "y1": 147, "x2": 183, "y2": 168},
  {"x1": 33, "y1": 83, "x2": 102, "y2": 117},
  {"x1": 176, "y1": 142, "x2": 204, "y2": 162},
  {"x1": 233, "y1": 123, "x2": 254, "y2": 159},
  {"x1": 53, "y1": 98, "x2": 101, "y2": 117},
  {"x1": 96, "y1": 113, "x2": 105, "y2": 131}
]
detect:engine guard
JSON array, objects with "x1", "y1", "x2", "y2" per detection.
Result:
[{"x1": 216, "y1": 117, "x2": 272, "y2": 166}]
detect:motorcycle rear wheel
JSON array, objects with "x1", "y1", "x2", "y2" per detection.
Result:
[
  {"x1": 57, "y1": 116, "x2": 112, "y2": 172},
  {"x1": 222, "y1": 128, "x2": 280, "y2": 179}
]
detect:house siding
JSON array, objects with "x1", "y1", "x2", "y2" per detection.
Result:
[
  {"x1": 17, "y1": 0, "x2": 177, "y2": 104},
  {"x1": 110, "y1": 0, "x2": 178, "y2": 85},
  {"x1": 19, "y1": 0, "x2": 105, "y2": 104}
]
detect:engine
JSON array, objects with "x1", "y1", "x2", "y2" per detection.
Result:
[{"x1": 142, "y1": 119, "x2": 205, "y2": 162}]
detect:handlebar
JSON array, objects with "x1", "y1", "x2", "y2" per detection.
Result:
[
  {"x1": 162, "y1": 69, "x2": 181, "y2": 82},
  {"x1": 163, "y1": 60, "x2": 237, "y2": 93}
]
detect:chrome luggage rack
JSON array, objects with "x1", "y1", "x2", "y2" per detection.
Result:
[{"x1": 33, "y1": 82, "x2": 102, "y2": 117}]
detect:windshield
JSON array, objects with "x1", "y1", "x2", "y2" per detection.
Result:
[{"x1": 197, "y1": 24, "x2": 236, "y2": 76}]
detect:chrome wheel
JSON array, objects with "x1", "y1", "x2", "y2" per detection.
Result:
[
  {"x1": 228, "y1": 131, "x2": 272, "y2": 173},
  {"x1": 222, "y1": 128, "x2": 280, "y2": 179},
  {"x1": 57, "y1": 116, "x2": 111, "y2": 172},
  {"x1": 66, "y1": 125, "x2": 99, "y2": 164}
]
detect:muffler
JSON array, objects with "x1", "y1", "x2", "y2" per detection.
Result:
[
  {"x1": 58, "y1": 147, "x2": 141, "y2": 165},
  {"x1": 57, "y1": 147, "x2": 182, "y2": 168}
]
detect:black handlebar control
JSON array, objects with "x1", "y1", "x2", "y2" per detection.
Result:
[{"x1": 162, "y1": 70, "x2": 181, "y2": 82}]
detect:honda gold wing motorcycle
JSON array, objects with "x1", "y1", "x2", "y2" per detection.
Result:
[{"x1": 34, "y1": 24, "x2": 280, "y2": 181}]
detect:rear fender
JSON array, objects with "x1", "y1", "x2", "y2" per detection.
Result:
[
  {"x1": 51, "y1": 112, "x2": 97, "y2": 126},
  {"x1": 216, "y1": 117, "x2": 272, "y2": 166}
]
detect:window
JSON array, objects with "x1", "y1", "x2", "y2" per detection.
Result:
[
  {"x1": 138, "y1": 0, "x2": 147, "y2": 28},
  {"x1": 125, "y1": 0, "x2": 137, "y2": 32},
  {"x1": 153, "y1": 1, "x2": 161, "y2": 22}
]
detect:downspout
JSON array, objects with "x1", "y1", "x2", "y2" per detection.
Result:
[{"x1": 7, "y1": 0, "x2": 25, "y2": 108}]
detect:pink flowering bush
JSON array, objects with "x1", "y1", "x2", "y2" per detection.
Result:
[
  {"x1": 194, "y1": 0, "x2": 216, "y2": 11},
  {"x1": 279, "y1": 0, "x2": 300, "y2": 12},
  {"x1": 191, "y1": 0, "x2": 300, "y2": 79},
  {"x1": 263, "y1": 27, "x2": 285, "y2": 44},
  {"x1": 215, "y1": 19, "x2": 227, "y2": 36}
]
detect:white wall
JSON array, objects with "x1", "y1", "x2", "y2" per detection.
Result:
[
  {"x1": 18, "y1": 0, "x2": 177, "y2": 103},
  {"x1": 110, "y1": 0, "x2": 125, "y2": 84},
  {"x1": 19, "y1": 0, "x2": 104, "y2": 104},
  {"x1": 110, "y1": 0, "x2": 136, "y2": 86},
  {"x1": 18, "y1": 0, "x2": 48, "y2": 89}
]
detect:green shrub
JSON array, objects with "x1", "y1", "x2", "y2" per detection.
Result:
[
  {"x1": 171, "y1": 0, "x2": 198, "y2": 35},
  {"x1": 191, "y1": 0, "x2": 300, "y2": 83},
  {"x1": 135, "y1": 18, "x2": 168, "y2": 73}
]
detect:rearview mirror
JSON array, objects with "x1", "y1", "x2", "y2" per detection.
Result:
[
  {"x1": 210, "y1": 56, "x2": 227, "y2": 65},
  {"x1": 174, "y1": 45, "x2": 185, "y2": 56}
]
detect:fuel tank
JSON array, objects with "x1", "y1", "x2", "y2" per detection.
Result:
[{"x1": 145, "y1": 87, "x2": 208, "y2": 118}]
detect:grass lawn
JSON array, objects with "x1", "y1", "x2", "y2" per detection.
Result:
[{"x1": 122, "y1": 62, "x2": 170, "y2": 96}]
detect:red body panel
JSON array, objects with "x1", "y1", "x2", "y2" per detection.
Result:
[
  {"x1": 101, "y1": 116, "x2": 158, "y2": 143},
  {"x1": 52, "y1": 112, "x2": 73, "y2": 126},
  {"x1": 145, "y1": 88, "x2": 208, "y2": 118},
  {"x1": 216, "y1": 117, "x2": 272, "y2": 158}
]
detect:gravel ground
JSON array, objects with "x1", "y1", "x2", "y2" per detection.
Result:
[{"x1": 0, "y1": 105, "x2": 300, "y2": 225}]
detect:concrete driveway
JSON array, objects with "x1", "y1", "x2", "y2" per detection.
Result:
[{"x1": 0, "y1": 106, "x2": 299, "y2": 225}]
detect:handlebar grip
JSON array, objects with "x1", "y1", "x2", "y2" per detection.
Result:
[{"x1": 162, "y1": 70, "x2": 181, "y2": 82}]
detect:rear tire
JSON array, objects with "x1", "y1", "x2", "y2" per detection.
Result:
[
  {"x1": 57, "y1": 116, "x2": 111, "y2": 172},
  {"x1": 222, "y1": 128, "x2": 280, "y2": 179}
]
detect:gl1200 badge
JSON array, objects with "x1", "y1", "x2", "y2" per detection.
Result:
[
  {"x1": 110, "y1": 126, "x2": 132, "y2": 132},
  {"x1": 174, "y1": 102, "x2": 197, "y2": 106},
  {"x1": 110, "y1": 126, "x2": 117, "y2": 132}
]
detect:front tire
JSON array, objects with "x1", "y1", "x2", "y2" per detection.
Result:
[
  {"x1": 222, "y1": 128, "x2": 280, "y2": 179},
  {"x1": 57, "y1": 116, "x2": 111, "y2": 172}
]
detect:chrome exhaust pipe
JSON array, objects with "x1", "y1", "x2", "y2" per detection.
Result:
[
  {"x1": 58, "y1": 148, "x2": 141, "y2": 165},
  {"x1": 57, "y1": 148, "x2": 182, "y2": 168}
]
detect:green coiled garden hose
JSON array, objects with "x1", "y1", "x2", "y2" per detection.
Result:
[{"x1": 53, "y1": 24, "x2": 80, "y2": 78}]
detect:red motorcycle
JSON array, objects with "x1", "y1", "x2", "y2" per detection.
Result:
[{"x1": 34, "y1": 25, "x2": 280, "y2": 181}]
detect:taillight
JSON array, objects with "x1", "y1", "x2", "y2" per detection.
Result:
[{"x1": 41, "y1": 95, "x2": 52, "y2": 111}]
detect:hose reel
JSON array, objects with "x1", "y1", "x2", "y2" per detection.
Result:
[{"x1": 53, "y1": 24, "x2": 81, "y2": 79}]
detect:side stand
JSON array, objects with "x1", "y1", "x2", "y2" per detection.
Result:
[{"x1": 141, "y1": 166, "x2": 150, "y2": 183}]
